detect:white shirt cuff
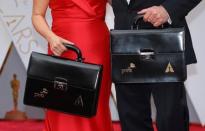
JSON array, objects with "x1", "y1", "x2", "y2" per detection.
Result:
[{"x1": 168, "y1": 17, "x2": 172, "y2": 24}]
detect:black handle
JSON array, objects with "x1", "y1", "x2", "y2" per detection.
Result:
[
  {"x1": 131, "y1": 15, "x2": 144, "y2": 30},
  {"x1": 51, "y1": 43, "x2": 83, "y2": 62},
  {"x1": 63, "y1": 43, "x2": 83, "y2": 62}
]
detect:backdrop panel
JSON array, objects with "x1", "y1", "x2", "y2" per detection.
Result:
[
  {"x1": 0, "y1": 16, "x2": 12, "y2": 74},
  {"x1": 186, "y1": 1, "x2": 205, "y2": 126}
]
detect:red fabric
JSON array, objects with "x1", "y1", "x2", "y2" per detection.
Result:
[
  {"x1": 46, "y1": 0, "x2": 113, "y2": 131},
  {"x1": 0, "y1": 121, "x2": 205, "y2": 131},
  {"x1": 113, "y1": 122, "x2": 205, "y2": 131}
]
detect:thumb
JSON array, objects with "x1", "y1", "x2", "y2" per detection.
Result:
[{"x1": 138, "y1": 8, "x2": 148, "y2": 15}]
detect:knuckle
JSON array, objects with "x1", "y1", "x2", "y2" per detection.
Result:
[
  {"x1": 153, "y1": 6, "x2": 157, "y2": 9},
  {"x1": 158, "y1": 19, "x2": 162, "y2": 23},
  {"x1": 53, "y1": 44, "x2": 57, "y2": 48},
  {"x1": 52, "y1": 47, "x2": 56, "y2": 51},
  {"x1": 153, "y1": 11, "x2": 157, "y2": 15}
]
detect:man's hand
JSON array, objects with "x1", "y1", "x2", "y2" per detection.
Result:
[{"x1": 138, "y1": 6, "x2": 170, "y2": 27}]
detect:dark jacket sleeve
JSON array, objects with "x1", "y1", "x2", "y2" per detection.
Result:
[{"x1": 162, "y1": 0, "x2": 201, "y2": 24}]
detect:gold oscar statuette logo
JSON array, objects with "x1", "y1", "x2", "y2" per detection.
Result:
[
  {"x1": 165, "y1": 62, "x2": 175, "y2": 73},
  {"x1": 4, "y1": 74, "x2": 28, "y2": 120}
]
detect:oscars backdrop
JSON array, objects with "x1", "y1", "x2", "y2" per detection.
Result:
[
  {"x1": 0, "y1": 0, "x2": 205, "y2": 125},
  {"x1": 0, "y1": 0, "x2": 49, "y2": 69},
  {"x1": 0, "y1": 16, "x2": 11, "y2": 74}
]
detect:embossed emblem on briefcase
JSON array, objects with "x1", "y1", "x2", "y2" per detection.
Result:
[
  {"x1": 34, "y1": 88, "x2": 48, "y2": 98},
  {"x1": 74, "y1": 95, "x2": 84, "y2": 107},
  {"x1": 121, "y1": 63, "x2": 136, "y2": 74},
  {"x1": 165, "y1": 62, "x2": 175, "y2": 73}
]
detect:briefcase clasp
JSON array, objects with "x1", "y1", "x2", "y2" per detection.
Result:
[
  {"x1": 140, "y1": 48, "x2": 155, "y2": 61},
  {"x1": 54, "y1": 77, "x2": 68, "y2": 92}
]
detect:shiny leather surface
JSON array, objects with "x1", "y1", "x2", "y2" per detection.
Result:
[
  {"x1": 111, "y1": 28, "x2": 187, "y2": 83},
  {"x1": 24, "y1": 52, "x2": 102, "y2": 117}
]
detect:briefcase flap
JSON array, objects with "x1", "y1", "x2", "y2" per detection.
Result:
[
  {"x1": 111, "y1": 28, "x2": 185, "y2": 54},
  {"x1": 27, "y1": 52, "x2": 102, "y2": 90},
  {"x1": 111, "y1": 54, "x2": 187, "y2": 83}
]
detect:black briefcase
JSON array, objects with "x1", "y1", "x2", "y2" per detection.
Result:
[
  {"x1": 111, "y1": 17, "x2": 187, "y2": 83},
  {"x1": 23, "y1": 44, "x2": 103, "y2": 117}
]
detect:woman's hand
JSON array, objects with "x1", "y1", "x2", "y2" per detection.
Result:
[{"x1": 48, "y1": 33, "x2": 75, "y2": 56}]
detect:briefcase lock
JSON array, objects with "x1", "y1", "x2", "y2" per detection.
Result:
[
  {"x1": 54, "y1": 77, "x2": 68, "y2": 92},
  {"x1": 140, "y1": 49, "x2": 155, "y2": 61}
]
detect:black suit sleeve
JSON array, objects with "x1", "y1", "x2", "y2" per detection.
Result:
[{"x1": 162, "y1": 0, "x2": 201, "y2": 24}]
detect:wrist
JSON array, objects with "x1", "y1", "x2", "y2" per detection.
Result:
[
  {"x1": 46, "y1": 31, "x2": 56, "y2": 43},
  {"x1": 159, "y1": 5, "x2": 170, "y2": 22}
]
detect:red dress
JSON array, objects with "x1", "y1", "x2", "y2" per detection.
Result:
[{"x1": 44, "y1": 0, "x2": 113, "y2": 131}]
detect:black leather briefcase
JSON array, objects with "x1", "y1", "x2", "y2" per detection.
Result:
[
  {"x1": 24, "y1": 44, "x2": 103, "y2": 117},
  {"x1": 111, "y1": 17, "x2": 187, "y2": 83}
]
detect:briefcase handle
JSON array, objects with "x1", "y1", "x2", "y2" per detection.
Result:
[
  {"x1": 61, "y1": 43, "x2": 84, "y2": 62},
  {"x1": 131, "y1": 15, "x2": 156, "y2": 60},
  {"x1": 131, "y1": 15, "x2": 164, "y2": 30}
]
